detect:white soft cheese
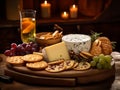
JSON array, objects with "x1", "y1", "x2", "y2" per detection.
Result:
[
  {"x1": 62, "y1": 34, "x2": 91, "y2": 53},
  {"x1": 42, "y1": 42, "x2": 70, "y2": 62},
  {"x1": 62, "y1": 34, "x2": 90, "y2": 42}
]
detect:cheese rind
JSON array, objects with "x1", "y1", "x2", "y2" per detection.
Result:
[{"x1": 42, "y1": 42, "x2": 70, "y2": 62}]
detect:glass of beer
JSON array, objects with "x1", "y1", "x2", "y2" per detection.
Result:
[{"x1": 19, "y1": 9, "x2": 36, "y2": 43}]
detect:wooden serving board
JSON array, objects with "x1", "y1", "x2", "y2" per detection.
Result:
[
  {"x1": 6, "y1": 64, "x2": 115, "y2": 78},
  {"x1": 4, "y1": 64, "x2": 115, "y2": 86},
  {"x1": 1, "y1": 54, "x2": 115, "y2": 86}
]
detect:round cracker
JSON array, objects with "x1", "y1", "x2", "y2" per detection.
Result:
[
  {"x1": 48, "y1": 59, "x2": 64, "y2": 65},
  {"x1": 6, "y1": 56, "x2": 24, "y2": 66},
  {"x1": 80, "y1": 51, "x2": 93, "y2": 57},
  {"x1": 64, "y1": 60, "x2": 75, "y2": 70},
  {"x1": 45, "y1": 62, "x2": 65, "y2": 73},
  {"x1": 26, "y1": 61, "x2": 48, "y2": 70},
  {"x1": 21, "y1": 54, "x2": 43, "y2": 62},
  {"x1": 74, "y1": 62, "x2": 91, "y2": 71},
  {"x1": 72, "y1": 61, "x2": 79, "y2": 68}
]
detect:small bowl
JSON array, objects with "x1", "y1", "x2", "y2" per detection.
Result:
[
  {"x1": 62, "y1": 34, "x2": 91, "y2": 53},
  {"x1": 36, "y1": 32, "x2": 62, "y2": 46}
]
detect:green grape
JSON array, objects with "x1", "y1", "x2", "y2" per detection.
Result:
[
  {"x1": 99, "y1": 58, "x2": 105, "y2": 65},
  {"x1": 97, "y1": 63, "x2": 103, "y2": 69},
  {"x1": 103, "y1": 62, "x2": 112, "y2": 69},
  {"x1": 90, "y1": 61, "x2": 96, "y2": 67},
  {"x1": 102, "y1": 61, "x2": 107, "y2": 69},
  {"x1": 93, "y1": 56, "x2": 99, "y2": 63},
  {"x1": 98, "y1": 54, "x2": 105, "y2": 60},
  {"x1": 104, "y1": 55, "x2": 112, "y2": 63},
  {"x1": 108, "y1": 64, "x2": 112, "y2": 69}
]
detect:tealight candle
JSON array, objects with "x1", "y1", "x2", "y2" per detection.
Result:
[
  {"x1": 41, "y1": 0, "x2": 51, "y2": 18},
  {"x1": 61, "y1": 11, "x2": 69, "y2": 19},
  {"x1": 70, "y1": 4, "x2": 78, "y2": 18}
]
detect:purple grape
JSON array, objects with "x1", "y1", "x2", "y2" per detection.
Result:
[
  {"x1": 15, "y1": 52, "x2": 20, "y2": 56},
  {"x1": 21, "y1": 46, "x2": 25, "y2": 52},
  {"x1": 29, "y1": 42, "x2": 34, "y2": 46},
  {"x1": 4, "y1": 50, "x2": 11, "y2": 56},
  {"x1": 25, "y1": 51, "x2": 31, "y2": 54},
  {"x1": 22, "y1": 43, "x2": 27, "y2": 48},
  {"x1": 11, "y1": 43, "x2": 17, "y2": 49},
  {"x1": 25, "y1": 44, "x2": 32, "y2": 51},
  {"x1": 10, "y1": 47, "x2": 16, "y2": 53},
  {"x1": 10, "y1": 52, "x2": 16, "y2": 56},
  {"x1": 32, "y1": 43, "x2": 37, "y2": 48},
  {"x1": 4, "y1": 42, "x2": 40, "y2": 56},
  {"x1": 16, "y1": 44, "x2": 23, "y2": 51},
  {"x1": 31, "y1": 48, "x2": 36, "y2": 52},
  {"x1": 19, "y1": 52, "x2": 26, "y2": 56}
]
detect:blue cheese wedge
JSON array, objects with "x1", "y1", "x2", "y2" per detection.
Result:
[{"x1": 42, "y1": 42, "x2": 70, "y2": 62}]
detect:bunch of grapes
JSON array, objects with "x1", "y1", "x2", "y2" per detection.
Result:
[
  {"x1": 4, "y1": 42, "x2": 39, "y2": 56},
  {"x1": 90, "y1": 54, "x2": 112, "y2": 69}
]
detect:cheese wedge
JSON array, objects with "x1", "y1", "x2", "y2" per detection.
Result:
[{"x1": 42, "y1": 42, "x2": 70, "y2": 62}]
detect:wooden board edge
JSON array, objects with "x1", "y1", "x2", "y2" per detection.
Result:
[
  {"x1": 77, "y1": 67, "x2": 115, "y2": 84},
  {"x1": 4, "y1": 68, "x2": 76, "y2": 86}
]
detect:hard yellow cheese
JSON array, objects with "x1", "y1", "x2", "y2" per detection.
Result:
[{"x1": 42, "y1": 42, "x2": 70, "y2": 62}]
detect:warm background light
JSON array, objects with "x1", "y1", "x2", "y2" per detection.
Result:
[
  {"x1": 61, "y1": 11, "x2": 69, "y2": 19},
  {"x1": 41, "y1": 0, "x2": 51, "y2": 18},
  {"x1": 44, "y1": 0, "x2": 47, "y2": 4},
  {"x1": 70, "y1": 4, "x2": 78, "y2": 18}
]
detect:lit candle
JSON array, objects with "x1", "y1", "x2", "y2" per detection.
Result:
[
  {"x1": 41, "y1": 0, "x2": 51, "y2": 18},
  {"x1": 70, "y1": 4, "x2": 78, "y2": 18},
  {"x1": 61, "y1": 11, "x2": 69, "y2": 19}
]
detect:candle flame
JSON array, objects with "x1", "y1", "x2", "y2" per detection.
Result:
[
  {"x1": 44, "y1": 0, "x2": 47, "y2": 4},
  {"x1": 73, "y1": 4, "x2": 76, "y2": 8},
  {"x1": 64, "y1": 12, "x2": 67, "y2": 15}
]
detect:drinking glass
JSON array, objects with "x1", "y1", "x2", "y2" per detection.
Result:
[{"x1": 19, "y1": 9, "x2": 36, "y2": 43}]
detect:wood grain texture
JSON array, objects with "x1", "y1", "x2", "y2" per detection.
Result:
[
  {"x1": 4, "y1": 68, "x2": 75, "y2": 86},
  {"x1": 6, "y1": 63, "x2": 115, "y2": 77},
  {"x1": 5, "y1": 64, "x2": 115, "y2": 85}
]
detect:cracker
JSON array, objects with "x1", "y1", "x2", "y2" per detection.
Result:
[
  {"x1": 21, "y1": 54, "x2": 43, "y2": 62},
  {"x1": 74, "y1": 62, "x2": 91, "y2": 71},
  {"x1": 72, "y1": 61, "x2": 79, "y2": 68},
  {"x1": 48, "y1": 59, "x2": 64, "y2": 65},
  {"x1": 26, "y1": 61, "x2": 48, "y2": 70},
  {"x1": 45, "y1": 61, "x2": 65, "y2": 73},
  {"x1": 80, "y1": 51, "x2": 93, "y2": 57},
  {"x1": 64, "y1": 60, "x2": 75, "y2": 70},
  {"x1": 6, "y1": 56, "x2": 24, "y2": 66}
]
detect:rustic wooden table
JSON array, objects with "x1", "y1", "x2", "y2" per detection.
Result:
[
  {"x1": 0, "y1": 80, "x2": 114, "y2": 90},
  {"x1": 0, "y1": 54, "x2": 119, "y2": 90}
]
